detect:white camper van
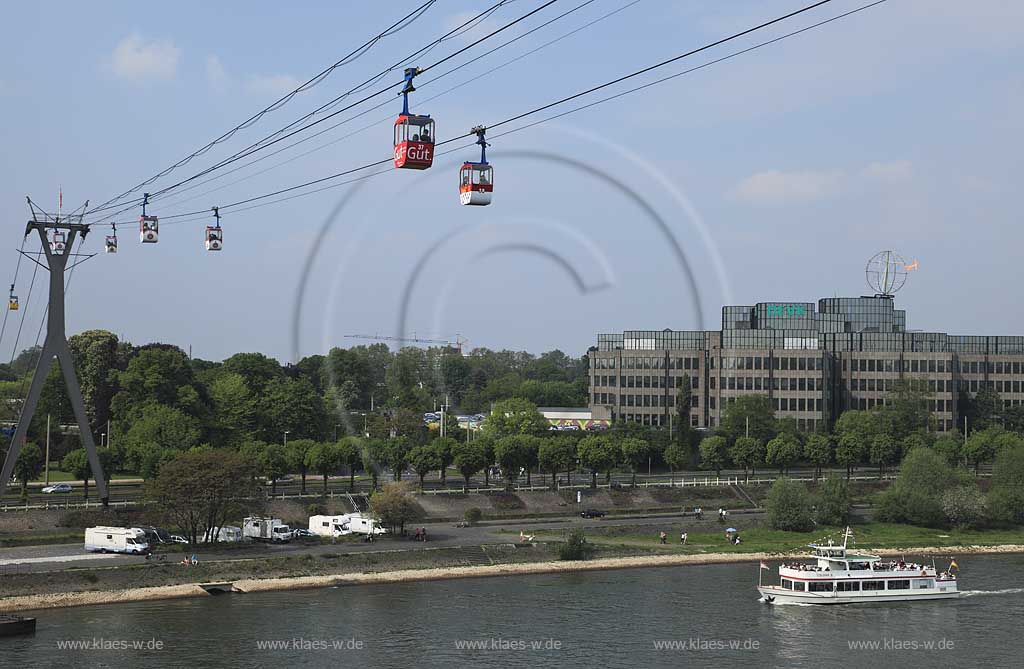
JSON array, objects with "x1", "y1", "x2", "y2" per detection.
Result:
[
  {"x1": 203, "y1": 525, "x2": 243, "y2": 543},
  {"x1": 84, "y1": 526, "x2": 150, "y2": 554},
  {"x1": 242, "y1": 517, "x2": 293, "y2": 543},
  {"x1": 346, "y1": 514, "x2": 387, "y2": 536},
  {"x1": 308, "y1": 514, "x2": 353, "y2": 537}
]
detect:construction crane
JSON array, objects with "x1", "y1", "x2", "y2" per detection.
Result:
[{"x1": 345, "y1": 334, "x2": 466, "y2": 354}]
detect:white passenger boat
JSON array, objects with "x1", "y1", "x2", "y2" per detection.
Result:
[{"x1": 757, "y1": 527, "x2": 959, "y2": 604}]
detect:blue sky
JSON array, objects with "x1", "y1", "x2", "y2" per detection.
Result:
[{"x1": 1, "y1": 1, "x2": 1022, "y2": 363}]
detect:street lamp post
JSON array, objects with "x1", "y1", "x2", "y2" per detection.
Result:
[{"x1": 283, "y1": 430, "x2": 290, "y2": 449}]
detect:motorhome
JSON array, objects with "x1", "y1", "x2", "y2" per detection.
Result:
[
  {"x1": 242, "y1": 517, "x2": 293, "y2": 543},
  {"x1": 346, "y1": 514, "x2": 387, "y2": 536},
  {"x1": 84, "y1": 526, "x2": 150, "y2": 555},
  {"x1": 308, "y1": 514, "x2": 353, "y2": 537}
]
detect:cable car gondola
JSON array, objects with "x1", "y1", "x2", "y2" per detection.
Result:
[
  {"x1": 139, "y1": 193, "x2": 158, "y2": 243},
  {"x1": 459, "y1": 126, "x2": 493, "y2": 206},
  {"x1": 206, "y1": 207, "x2": 223, "y2": 251},
  {"x1": 7, "y1": 285, "x2": 18, "y2": 311},
  {"x1": 393, "y1": 67, "x2": 435, "y2": 170},
  {"x1": 105, "y1": 224, "x2": 118, "y2": 254},
  {"x1": 50, "y1": 231, "x2": 66, "y2": 254}
]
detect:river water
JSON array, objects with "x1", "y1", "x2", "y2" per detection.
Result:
[{"x1": 4, "y1": 554, "x2": 1024, "y2": 667}]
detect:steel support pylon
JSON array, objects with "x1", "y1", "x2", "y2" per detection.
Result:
[{"x1": 0, "y1": 222, "x2": 108, "y2": 504}]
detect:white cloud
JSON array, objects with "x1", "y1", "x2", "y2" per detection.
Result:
[
  {"x1": 110, "y1": 34, "x2": 180, "y2": 81},
  {"x1": 206, "y1": 55, "x2": 228, "y2": 92},
  {"x1": 246, "y1": 74, "x2": 303, "y2": 97},
  {"x1": 862, "y1": 160, "x2": 913, "y2": 182},
  {"x1": 731, "y1": 169, "x2": 844, "y2": 206}
]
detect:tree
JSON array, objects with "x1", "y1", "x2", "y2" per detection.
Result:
[
  {"x1": 452, "y1": 440, "x2": 489, "y2": 492},
  {"x1": 673, "y1": 374, "x2": 693, "y2": 445},
  {"x1": 878, "y1": 378, "x2": 932, "y2": 441},
  {"x1": 389, "y1": 408, "x2": 430, "y2": 448},
  {"x1": 576, "y1": 435, "x2": 617, "y2": 488},
  {"x1": 815, "y1": 475, "x2": 850, "y2": 526},
  {"x1": 258, "y1": 377, "x2": 327, "y2": 443},
  {"x1": 493, "y1": 435, "x2": 535, "y2": 490},
  {"x1": 718, "y1": 395, "x2": 776, "y2": 444},
  {"x1": 932, "y1": 435, "x2": 962, "y2": 467},
  {"x1": 305, "y1": 442, "x2": 340, "y2": 494},
  {"x1": 335, "y1": 437, "x2": 363, "y2": 491},
  {"x1": 766, "y1": 478, "x2": 814, "y2": 531},
  {"x1": 118, "y1": 404, "x2": 202, "y2": 473},
  {"x1": 619, "y1": 437, "x2": 651, "y2": 487},
  {"x1": 146, "y1": 450, "x2": 259, "y2": 545},
  {"x1": 664, "y1": 441, "x2": 688, "y2": 484},
  {"x1": 209, "y1": 372, "x2": 257, "y2": 447},
  {"x1": 13, "y1": 443, "x2": 44, "y2": 501},
  {"x1": 803, "y1": 433, "x2": 833, "y2": 480},
  {"x1": 729, "y1": 436, "x2": 764, "y2": 482},
  {"x1": 538, "y1": 436, "x2": 575, "y2": 489},
  {"x1": 61, "y1": 449, "x2": 92, "y2": 500},
  {"x1": 408, "y1": 444, "x2": 441, "y2": 490},
  {"x1": 474, "y1": 433, "x2": 496, "y2": 486},
  {"x1": 260, "y1": 443, "x2": 288, "y2": 495},
  {"x1": 360, "y1": 439, "x2": 384, "y2": 491},
  {"x1": 284, "y1": 438, "x2": 316, "y2": 494},
  {"x1": 430, "y1": 437, "x2": 457, "y2": 485},
  {"x1": 964, "y1": 426, "x2": 1002, "y2": 474},
  {"x1": 765, "y1": 433, "x2": 801, "y2": 474},
  {"x1": 968, "y1": 385, "x2": 1003, "y2": 432},
  {"x1": 369, "y1": 482, "x2": 422, "y2": 535},
  {"x1": 988, "y1": 445, "x2": 1024, "y2": 524},
  {"x1": 67, "y1": 330, "x2": 121, "y2": 432},
  {"x1": 221, "y1": 352, "x2": 283, "y2": 394},
  {"x1": 484, "y1": 398, "x2": 550, "y2": 438},
  {"x1": 557, "y1": 528, "x2": 596, "y2": 561},
  {"x1": 698, "y1": 436, "x2": 728, "y2": 477},
  {"x1": 869, "y1": 432, "x2": 899, "y2": 479},
  {"x1": 380, "y1": 437, "x2": 411, "y2": 481},
  {"x1": 835, "y1": 432, "x2": 868, "y2": 478}
]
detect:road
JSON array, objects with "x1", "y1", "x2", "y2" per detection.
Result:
[
  {"x1": 0, "y1": 509, "x2": 745, "y2": 574},
  {"x1": 3, "y1": 465, "x2": 901, "y2": 508}
]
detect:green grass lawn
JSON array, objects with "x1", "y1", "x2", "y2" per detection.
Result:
[{"x1": 518, "y1": 523, "x2": 1024, "y2": 555}]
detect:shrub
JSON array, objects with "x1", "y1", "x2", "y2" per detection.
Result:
[
  {"x1": 464, "y1": 507, "x2": 483, "y2": 525},
  {"x1": 766, "y1": 478, "x2": 814, "y2": 532},
  {"x1": 875, "y1": 447, "x2": 963, "y2": 528},
  {"x1": 307, "y1": 502, "x2": 327, "y2": 516},
  {"x1": 557, "y1": 529, "x2": 595, "y2": 561},
  {"x1": 942, "y1": 486, "x2": 987, "y2": 530},
  {"x1": 815, "y1": 475, "x2": 850, "y2": 526}
]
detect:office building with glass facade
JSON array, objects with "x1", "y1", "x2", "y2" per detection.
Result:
[{"x1": 589, "y1": 295, "x2": 1024, "y2": 433}]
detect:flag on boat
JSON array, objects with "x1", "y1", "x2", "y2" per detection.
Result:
[
  {"x1": 950, "y1": 559, "x2": 959, "y2": 571},
  {"x1": 760, "y1": 561, "x2": 769, "y2": 570}
]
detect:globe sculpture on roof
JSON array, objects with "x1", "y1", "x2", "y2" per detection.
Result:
[{"x1": 865, "y1": 250, "x2": 909, "y2": 296}]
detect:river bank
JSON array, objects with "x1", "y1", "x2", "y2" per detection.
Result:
[{"x1": 3, "y1": 542, "x2": 1023, "y2": 614}]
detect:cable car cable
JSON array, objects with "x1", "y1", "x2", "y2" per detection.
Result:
[
  {"x1": 150, "y1": 0, "x2": 619, "y2": 213},
  {"x1": 85, "y1": 0, "x2": 522, "y2": 220},
  {"x1": 105, "y1": 0, "x2": 881, "y2": 231},
  {"x1": 85, "y1": 0, "x2": 563, "y2": 222},
  {"x1": 88, "y1": 0, "x2": 440, "y2": 215},
  {"x1": 7, "y1": 241, "x2": 42, "y2": 365}
]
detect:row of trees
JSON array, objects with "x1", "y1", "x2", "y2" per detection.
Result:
[{"x1": 0, "y1": 332, "x2": 589, "y2": 482}]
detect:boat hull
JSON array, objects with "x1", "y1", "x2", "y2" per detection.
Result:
[{"x1": 758, "y1": 587, "x2": 960, "y2": 605}]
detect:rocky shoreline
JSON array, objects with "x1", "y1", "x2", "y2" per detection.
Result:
[{"x1": 3, "y1": 543, "x2": 1022, "y2": 614}]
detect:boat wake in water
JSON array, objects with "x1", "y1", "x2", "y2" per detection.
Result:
[{"x1": 960, "y1": 588, "x2": 1024, "y2": 597}]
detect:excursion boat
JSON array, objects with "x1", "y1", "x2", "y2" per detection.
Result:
[{"x1": 757, "y1": 527, "x2": 959, "y2": 605}]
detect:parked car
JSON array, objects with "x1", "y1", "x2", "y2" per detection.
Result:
[
  {"x1": 169, "y1": 535, "x2": 188, "y2": 544},
  {"x1": 41, "y1": 483, "x2": 72, "y2": 494},
  {"x1": 580, "y1": 509, "x2": 606, "y2": 519},
  {"x1": 138, "y1": 526, "x2": 173, "y2": 544},
  {"x1": 292, "y1": 529, "x2": 317, "y2": 539}
]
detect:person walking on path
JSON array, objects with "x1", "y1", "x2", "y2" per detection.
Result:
[
  {"x1": 680, "y1": 531, "x2": 688, "y2": 545},
  {"x1": 659, "y1": 531, "x2": 667, "y2": 544}
]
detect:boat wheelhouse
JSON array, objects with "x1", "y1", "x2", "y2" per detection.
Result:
[{"x1": 757, "y1": 527, "x2": 959, "y2": 605}]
